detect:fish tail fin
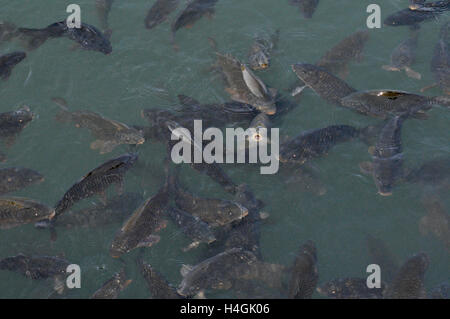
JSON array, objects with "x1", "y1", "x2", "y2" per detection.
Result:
[{"x1": 432, "y1": 95, "x2": 450, "y2": 107}]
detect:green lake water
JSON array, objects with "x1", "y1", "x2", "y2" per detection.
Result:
[{"x1": 0, "y1": 0, "x2": 449, "y2": 298}]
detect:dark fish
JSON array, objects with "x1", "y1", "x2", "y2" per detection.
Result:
[
  {"x1": 171, "y1": 174, "x2": 248, "y2": 227},
  {"x1": 409, "y1": 0, "x2": 450, "y2": 12},
  {"x1": 384, "y1": 7, "x2": 441, "y2": 27},
  {"x1": 406, "y1": 157, "x2": 450, "y2": 190},
  {"x1": 0, "y1": 167, "x2": 44, "y2": 195},
  {"x1": 0, "y1": 52, "x2": 26, "y2": 80},
  {"x1": 340, "y1": 90, "x2": 450, "y2": 119},
  {"x1": 167, "y1": 206, "x2": 216, "y2": 251},
  {"x1": 0, "y1": 107, "x2": 34, "y2": 147},
  {"x1": 366, "y1": 234, "x2": 399, "y2": 283},
  {"x1": 0, "y1": 197, "x2": 55, "y2": 229},
  {"x1": 95, "y1": 0, "x2": 114, "y2": 32},
  {"x1": 317, "y1": 277, "x2": 385, "y2": 299},
  {"x1": 53, "y1": 153, "x2": 138, "y2": 219},
  {"x1": 110, "y1": 182, "x2": 169, "y2": 258},
  {"x1": 139, "y1": 260, "x2": 183, "y2": 299},
  {"x1": 18, "y1": 20, "x2": 112, "y2": 54},
  {"x1": 91, "y1": 269, "x2": 132, "y2": 299},
  {"x1": 278, "y1": 125, "x2": 363, "y2": 165},
  {"x1": 145, "y1": 0, "x2": 180, "y2": 29},
  {"x1": 171, "y1": 0, "x2": 218, "y2": 35},
  {"x1": 0, "y1": 254, "x2": 69, "y2": 280},
  {"x1": 177, "y1": 248, "x2": 258, "y2": 297},
  {"x1": 317, "y1": 30, "x2": 369, "y2": 77},
  {"x1": 291, "y1": 63, "x2": 356, "y2": 106},
  {"x1": 360, "y1": 116, "x2": 405, "y2": 196},
  {"x1": 288, "y1": 240, "x2": 319, "y2": 299},
  {"x1": 428, "y1": 21, "x2": 450, "y2": 95},
  {"x1": 382, "y1": 30, "x2": 421, "y2": 79},
  {"x1": 419, "y1": 196, "x2": 450, "y2": 253},
  {"x1": 53, "y1": 97, "x2": 145, "y2": 154},
  {"x1": 384, "y1": 253, "x2": 429, "y2": 299},
  {"x1": 248, "y1": 30, "x2": 279, "y2": 70},
  {"x1": 289, "y1": 0, "x2": 319, "y2": 18},
  {"x1": 52, "y1": 192, "x2": 143, "y2": 229}
]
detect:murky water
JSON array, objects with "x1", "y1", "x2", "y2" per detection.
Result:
[{"x1": 0, "y1": 0, "x2": 449, "y2": 298}]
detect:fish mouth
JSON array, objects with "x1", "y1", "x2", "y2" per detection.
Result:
[{"x1": 136, "y1": 138, "x2": 145, "y2": 145}]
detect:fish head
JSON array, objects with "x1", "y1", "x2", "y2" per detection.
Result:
[
  {"x1": 291, "y1": 63, "x2": 328, "y2": 88},
  {"x1": 278, "y1": 139, "x2": 305, "y2": 164},
  {"x1": 217, "y1": 201, "x2": 249, "y2": 225},
  {"x1": 12, "y1": 106, "x2": 34, "y2": 128},
  {"x1": 249, "y1": 51, "x2": 270, "y2": 70},
  {"x1": 373, "y1": 165, "x2": 394, "y2": 197}
]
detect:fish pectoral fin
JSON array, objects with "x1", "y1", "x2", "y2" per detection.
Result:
[
  {"x1": 180, "y1": 264, "x2": 194, "y2": 277},
  {"x1": 359, "y1": 161, "x2": 374, "y2": 174},
  {"x1": 136, "y1": 234, "x2": 160, "y2": 248}
]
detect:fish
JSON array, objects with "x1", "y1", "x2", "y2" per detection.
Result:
[
  {"x1": 340, "y1": 90, "x2": 450, "y2": 119},
  {"x1": 409, "y1": 0, "x2": 450, "y2": 12},
  {"x1": 423, "y1": 21, "x2": 450, "y2": 95},
  {"x1": 359, "y1": 115, "x2": 406, "y2": 196},
  {"x1": 288, "y1": 240, "x2": 319, "y2": 299},
  {"x1": 170, "y1": 174, "x2": 248, "y2": 227},
  {"x1": 0, "y1": 167, "x2": 45, "y2": 195},
  {"x1": 0, "y1": 106, "x2": 34, "y2": 148},
  {"x1": 384, "y1": 253, "x2": 429, "y2": 299},
  {"x1": 278, "y1": 125, "x2": 364, "y2": 165},
  {"x1": 384, "y1": 7, "x2": 442, "y2": 28},
  {"x1": 248, "y1": 30, "x2": 279, "y2": 70},
  {"x1": 317, "y1": 277, "x2": 386, "y2": 299},
  {"x1": 289, "y1": 0, "x2": 320, "y2": 18},
  {"x1": 382, "y1": 30, "x2": 421, "y2": 79},
  {"x1": 53, "y1": 153, "x2": 138, "y2": 220},
  {"x1": 138, "y1": 260, "x2": 183, "y2": 299},
  {"x1": 18, "y1": 20, "x2": 112, "y2": 54},
  {"x1": 0, "y1": 254, "x2": 69, "y2": 280},
  {"x1": 0, "y1": 197, "x2": 55, "y2": 229},
  {"x1": 366, "y1": 234, "x2": 399, "y2": 283},
  {"x1": 95, "y1": 0, "x2": 114, "y2": 33},
  {"x1": 279, "y1": 165, "x2": 327, "y2": 196},
  {"x1": 110, "y1": 181, "x2": 169, "y2": 258},
  {"x1": 406, "y1": 157, "x2": 450, "y2": 191},
  {"x1": 171, "y1": 0, "x2": 218, "y2": 35},
  {"x1": 0, "y1": 52, "x2": 26, "y2": 80},
  {"x1": 177, "y1": 248, "x2": 258, "y2": 297},
  {"x1": 145, "y1": 0, "x2": 180, "y2": 29},
  {"x1": 51, "y1": 192, "x2": 143, "y2": 229},
  {"x1": 53, "y1": 97, "x2": 145, "y2": 154},
  {"x1": 291, "y1": 63, "x2": 356, "y2": 106},
  {"x1": 167, "y1": 206, "x2": 216, "y2": 251},
  {"x1": 246, "y1": 113, "x2": 272, "y2": 147},
  {"x1": 419, "y1": 196, "x2": 450, "y2": 253},
  {"x1": 211, "y1": 46, "x2": 277, "y2": 115},
  {"x1": 316, "y1": 30, "x2": 369, "y2": 78},
  {"x1": 190, "y1": 162, "x2": 239, "y2": 195},
  {"x1": 0, "y1": 21, "x2": 18, "y2": 43},
  {"x1": 91, "y1": 269, "x2": 132, "y2": 299}
]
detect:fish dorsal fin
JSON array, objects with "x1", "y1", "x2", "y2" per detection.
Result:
[
  {"x1": 180, "y1": 264, "x2": 193, "y2": 277},
  {"x1": 120, "y1": 199, "x2": 149, "y2": 232}
]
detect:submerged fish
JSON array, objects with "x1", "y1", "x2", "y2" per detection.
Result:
[
  {"x1": 425, "y1": 21, "x2": 450, "y2": 95},
  {"x1": 384, "y1": 253, "x2": 429, "y2": 299},
  {"x1": 53, "y1": 153, "x2": 138, "y2": 220},
  {"x1": 382, "y1": 30, "x2": 421, "y2": 79},
  {"x1": 419, "y1": 196, "x2": 450, "y2": 253},
  {"x1": 0, "y1": 197, "x2": 55, "y2": 229},
  {"x1": 317, "y1": 277, "x2": 385, "y2": 299},
  {"x1": 288, "y1": 240, "x2": 319, "y2": 299},
  {"x1": 53, "y1": 97, "x2": 145, "y2": 154},
  {"x1": 0, "y1": 254, "x2": 69, "y2": 280},
  {"x1": 110, "y1": 181, "x2": 169, "y2": 258},
  {"x1": 167, "y1": 206, "x2": 216, "y2": 251},
  {"x1": 170, "y1": 174, "x2": 248, "y2": 227},
  {"x1": 291, "y1": 63, "x2": 356, "y2": 106},
  {"x1": 366, "y1": 234, "x2": 399, "y2": 284},
  {"x1": 360, "y1": 116, "x2": 406, "y2": 196},
  {"x1": 52, "y1": 192, "x2": 143, "y2": 229},
  {"x1": 18, "y1": 20, "x2": 112, "y2": 54},
  {"x1": 430, "y1": 282, "x2": 450, "y2": 299},
  {"x1": 384, "y1": 7, "x2": 442, "y2": 28},
  {"x1": 0, "y1": 167, "x2": 44, "y2": 195},
  {"x1": 248, "y1": 30, "x2": 279, "y2": 70},
  {"x1": 289, "y1": 0, "x2": 320, "y2": 18},
  {"x1": 177, "y1": 248, "x2": 258, "y2": 297},
  {"x1": 0, "y1": 107, "x2": 34, "y2": 147},
  {"x1": 171, "y1": 0, "x2": 218, "y2": 35},
  {"x1": 0, "y1": 21, "x2": 18, "y2": 43},
  {"x1": 145, "y1": 0, "x2": 180, "y2": 29},
  {"x1": 406, "y1": 157, "x2": 450, "y2": 190},
  {"x1": 278, "y1": 125, "x2": 365, "y2": 165},
  {"x1": 91, "y1": 269, "x2": 132, "y2": 299},
  {"x1": 95, "y1": 0, "x2": 114, "y2": 32},
  {"x1": 0, "y1": 52, "x2": 26, "y2": 80},
  {"x1": 340, "y1": 90, "x2": 450, "y2": 119},
  {"x1": 139, "y1": 260, "x2": 182, "y2": 299}
]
